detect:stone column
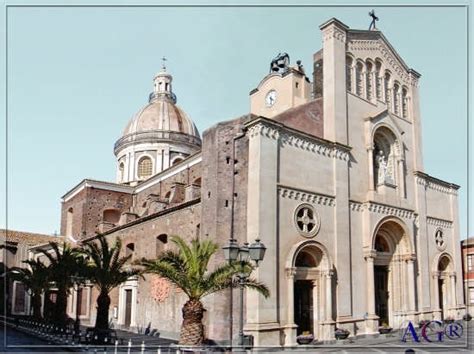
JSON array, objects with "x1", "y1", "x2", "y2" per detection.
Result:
[
  {"x1": 348, "y1": 65, "x2": 355, "y2": 93},
  {"x1": 312, "y1": 280, "x2": 319, "y2": 338},
  {"x1": 367, "y1": 147, "x2": 375, "y2": 191},
  {"x1": 325, "y1": 270, "x2": 333, "y2": 321},
  {"x1": 370, "y1": 69, "x2": 376, "y2": 101},
  {"x1": 363, "y1": 69, "x2": 369, "y2": 98},
  {"x1": 364, "y1": 250, "x2": 378, "y2": 333},
  {"x1": 321, "y1": 270, "x2": 335, "y2": 340},
  {"x1": 405, "y1": 255, "x2": 417, "y2": 315},
  {"x1": 397, "y1": 158, "x2": 405, "y2": 198},
  {"x1": 449, "y1": 272, "x2": 457, "y2": 308},
  {"x1": 283, "y1": 268, "x2": 297, "y2": 347},
  {"x1": 431, "y1": 271, "x2": 441, "y2": 320}
]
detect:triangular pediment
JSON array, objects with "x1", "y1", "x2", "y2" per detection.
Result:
[
  {"x1": 365, "y1": 108, "x2": 405, "y2": 136},
  {"x1": 346, "y1": 30, "x2": 420, "y2": 85}
]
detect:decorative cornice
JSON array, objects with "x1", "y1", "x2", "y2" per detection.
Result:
[
  {"x1": 427, "y1": 217, "x2": 453, "y2": 229},
  {"x1": 247, "y1": 122, "x2": 280, "y2": 140},
  {"x1": 414, "y1": 171, "x2": 459, "y2": 195},
  {"x1": 366, "y1": 201, "x2": 415, "y2": 219},
  {"x1": 322, "y1": 26, "x2": 346, "y2": 43},
  {"x1": 350, "y1": 200, "x2": 415, "y2": 219},
  {"x1": 245, "y1": 117, "x2": 351, "y2": 161},
  {"x1": 278, "y1": 185, "x2": 335, "y2": 207},
  {"x1": 350, "y1": 201, "x2": 364, "y2": 212},
  {"x1": 62, "y1": 179, "x2": 134, "y2": 202},
  {"x1": 280, "y1": 133, "x2": 350, "y2": 161}
]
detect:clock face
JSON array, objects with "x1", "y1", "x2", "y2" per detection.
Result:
[{"x1": 265, "y1": 90, "x2": 277, "y2": 107}]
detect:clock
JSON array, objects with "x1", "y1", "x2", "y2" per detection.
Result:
[{"x1": 265, "y1": 90, "x2": 277, "y2": 107}]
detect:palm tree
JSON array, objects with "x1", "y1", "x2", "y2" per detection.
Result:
[
  {"x1": 10, "y1": 259, "x2": 50, "y2": 320},
  {"x1": 38, "y1": 242, "x2": 84, "y2": 327},
  {"x1": 80, "y1": 235, "x2": 140, "y2": 332},
  {"x1": 139, "y1": 236, "x2": 270, "y2": 346}
]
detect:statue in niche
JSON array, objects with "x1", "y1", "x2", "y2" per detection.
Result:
[{"x1": 376, "y1": 150, "x2": 388, "y2": 185}]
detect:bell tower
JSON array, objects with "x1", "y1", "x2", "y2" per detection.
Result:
[{"x1": 250, "y1": 53, "x2": 311, "y2": 118}]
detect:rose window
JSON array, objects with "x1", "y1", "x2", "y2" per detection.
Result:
[
  {"x1": 294, "y1": 204, "x2": 320, "y2": 237},
  {"x1": 435, "y1": 229, "x2": 446, "y2": 251}
]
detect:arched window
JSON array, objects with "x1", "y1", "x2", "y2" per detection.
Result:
[
  {"x1": 393, "y1": 83, "x2": 401, "y2": 116},
  {"x1": 375, "y1": 60, "x2": 382, "y2": 100},
  {"x1": 118, "y1": 162, "x2": 125, "y2": 182},
  {"x1": 126, "y1": 243, "x2": 135, "y2": 257},
  {"x1": 193, "y1": 178, "x2": 202, "y2": 187},
  {"x1": 355, "y1": 61, "x2": 364, "y2": 96},
  {"x1": 402, "y1": 87, "x2": 409, "y2": 118},
  {"x1": 103, "y1": 209, "x2": 121, "y2": 224},
  {"x1": 171, "y1": 157, "x2": 184, "y2": 166},
  {"x1": 346, "y1": 56, "x2": 354, "y2": 92},
  {"x1": 137, "y1": 156, "x2": 153, "y2": 179},
  {"x1": 156, "y1": 234, "x2": 168, "y2": 256},
  {"x1": 66, "y1": 207, "x2": 73, "y2": 237},
  {"x1": 365, "y1": 61, "x2": 373, "y2": 101},
  {"x1": 384, "y1": 72, "x2": 391, "y2": 107}
]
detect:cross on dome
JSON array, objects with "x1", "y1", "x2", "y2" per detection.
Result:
[{"x1": 161, "y1": 56, "x2": 167, "y2": 71}]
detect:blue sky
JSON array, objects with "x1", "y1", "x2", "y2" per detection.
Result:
[{"x1": 0, "y1": 1, "x2": 470, "y2": 238}]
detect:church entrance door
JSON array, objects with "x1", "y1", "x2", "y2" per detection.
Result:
[
  {"x1": 294, "y1": 280, "x2": 313, "y2": 335},
  {"x1": 374, "y1": 266, "x2": 389, "y2": 325},
  {"x1": 124, "y1": 289, "x2": 132, "y2": 327}
]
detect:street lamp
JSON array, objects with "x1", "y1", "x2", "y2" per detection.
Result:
[{"x1": 223, "y1": 238, "x2": 266, "y2": 349}]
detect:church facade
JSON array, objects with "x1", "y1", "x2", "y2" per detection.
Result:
[{"x1": 58, "y1": 18, "x2": 465, "y2": 345}]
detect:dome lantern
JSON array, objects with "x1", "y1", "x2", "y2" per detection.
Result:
[{"x1": 149, "y1": 57, "x2": 177, "y2": 104}]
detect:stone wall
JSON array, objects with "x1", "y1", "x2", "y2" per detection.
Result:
[{"x1": 200, "y1": 114, "x2": 251, "y2": 343}]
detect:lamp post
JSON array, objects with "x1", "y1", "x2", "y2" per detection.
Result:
[{"x1": 223, "y1": 238, "x2": 266, "y2": 349}]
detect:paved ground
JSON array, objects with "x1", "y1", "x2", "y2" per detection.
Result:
[
  {"x1": 0, "y1": 321, "x2": 472, "y2": 353},
  {"x1": 0, "y1": 324, "x2": 65, "y2": 353}
]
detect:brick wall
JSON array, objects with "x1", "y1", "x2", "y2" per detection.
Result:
[{"x1": 60, "y1": 187, "x2": 133, "y2": 239}]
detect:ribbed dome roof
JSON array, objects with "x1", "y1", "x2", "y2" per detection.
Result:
[
  {"x1": 114, "y1": 67, "x2": 201, "y2": 156},
  {"x1": 123, "y1": 99, "x2": 200, "y2": 137}
]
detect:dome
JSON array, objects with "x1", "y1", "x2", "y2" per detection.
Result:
[
  {"x1": 122, "y1": 99, "x2": 200, "y2": 138},
  {"x1": 114, "y1": 65, "x2": 202, "y2": 186},
  {"x1": 114, "y1": 66, "x2": 202, "y2": 155}
]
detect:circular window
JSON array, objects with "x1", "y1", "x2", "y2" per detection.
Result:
[
  {"x1": 294, "y1": 204, "x2": 320, "y2": 238},
  {"x1": 435, "y1": 229, "x2": 446, "y2": 251}
]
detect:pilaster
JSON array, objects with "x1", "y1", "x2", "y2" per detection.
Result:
[
  {"x1": 245, "y1": 121, "x2": 280, "y2": 344},
  {"x1": 320, "y1": 18, "x2": 349, "y2": 145}
]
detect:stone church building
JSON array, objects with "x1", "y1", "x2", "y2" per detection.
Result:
[{"x1": 57, "y1": 18, "x2": 465, "y2": 345}]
